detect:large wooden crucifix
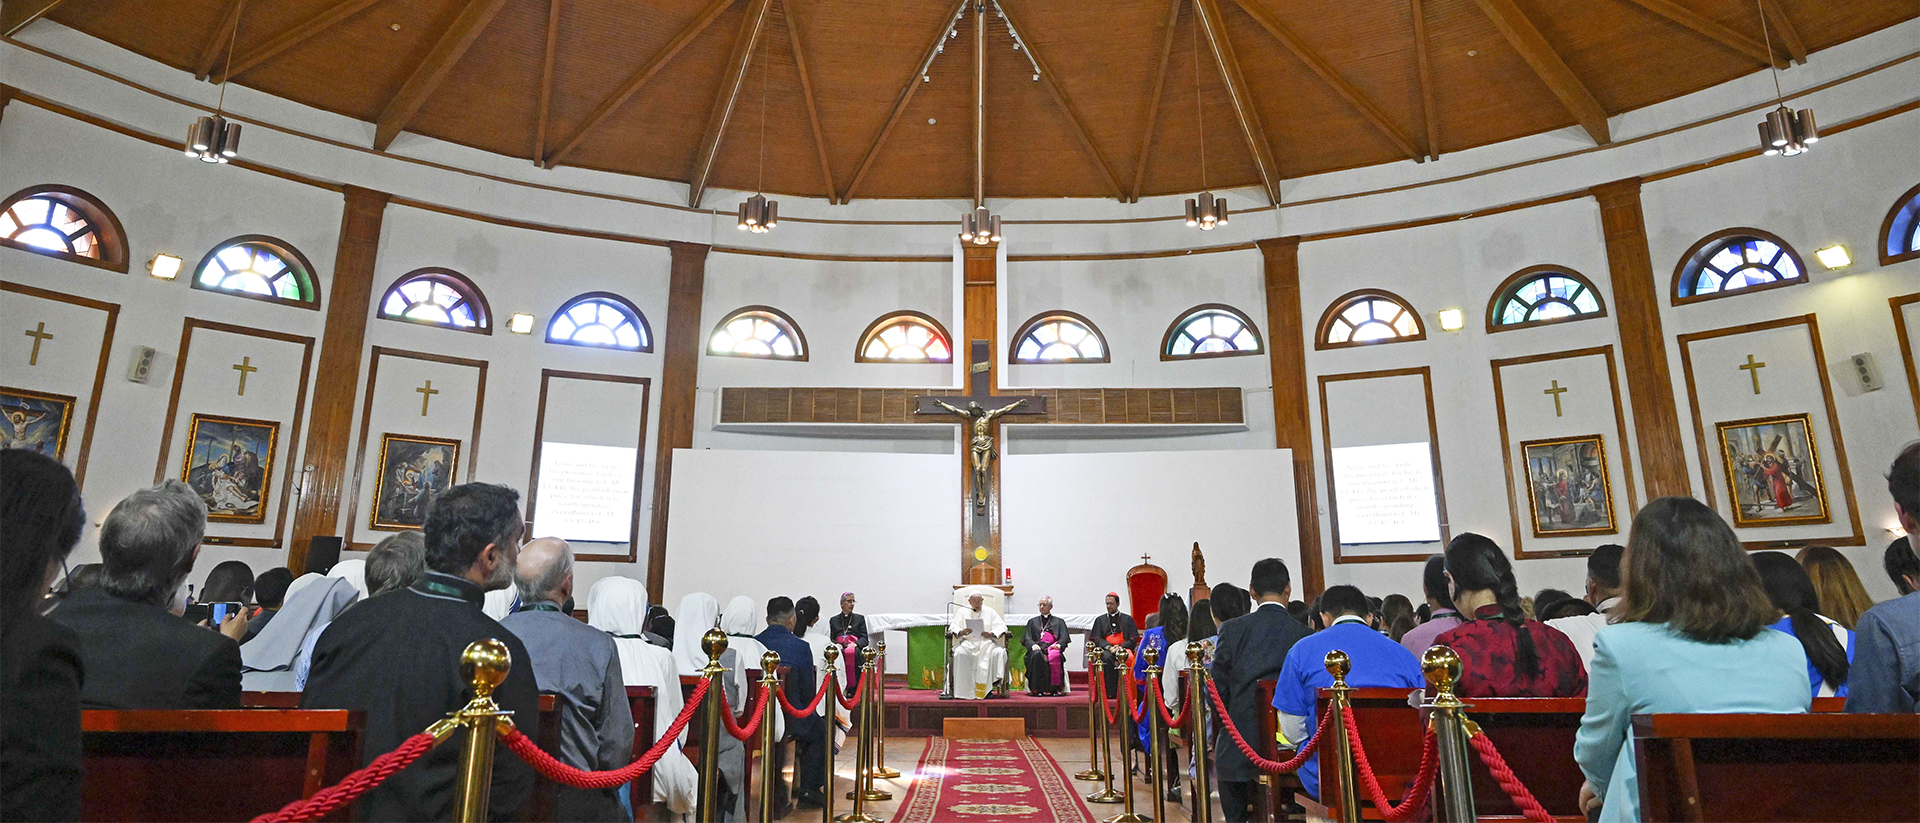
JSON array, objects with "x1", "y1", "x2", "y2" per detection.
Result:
[{"x1": 916, "y1": 339, "x2": 1045, "y2": 582}]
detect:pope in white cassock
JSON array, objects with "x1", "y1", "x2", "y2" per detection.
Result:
[{"x1": 949, "y1": 593, "x2": 1008, "y2": 699}]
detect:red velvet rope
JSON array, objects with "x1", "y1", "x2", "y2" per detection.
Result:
[
  {"x1": 777, "y1": 670, "x2": 833, "y2": 718},
  {"x1": 1203, "y1": 676, "x2": 1329, "y2": 774},
  {"x1": 718, "y1": 679, "x2": 774, "y2": 741},
  {"x1": 249, "y1": 732, "x2": 438, "y2": 823},
  {"x1": 1092, "y1": 666, "x2": 1119, "y2": 724},
  {"x1": 1341, "y1": 705, "x2": 1438, "y2": 823},
  {"x1": 1467, "y1": 730, "x2": 1556, "y2": 823},
  {"x1": 1122, "y1": 664, "x2": 1145, "y2": 725},
  {"x1": 500, "y1": 676, "x2": 713, "y2": 790},
  {"x1": 836, "y1": 668, "x2": 866, "y2": 711},
  {"x1": 1147, "y1": 677, "x2": 1189, "y2": 731}
]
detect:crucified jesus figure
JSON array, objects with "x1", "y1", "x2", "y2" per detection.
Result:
[{"x1": 932, "y1": 398, "x2": 1029, "y2": 513}]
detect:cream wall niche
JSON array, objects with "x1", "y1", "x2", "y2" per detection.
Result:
[
  {"x1": 1490, "y1": 347, "x2": 1637, "y2": 559},
  {"x1": 525, "y1": 370, "x2": 650, "y2": 565},
  {"x1": 346, "y1": 347, "x2": 485, "y2": 550},
  {"x1": 0, "y1": 284, "x2": 116, "y2": 490}
]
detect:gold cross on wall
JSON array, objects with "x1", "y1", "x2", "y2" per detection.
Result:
[
  {"x1": 22, "y1": 322, "x2": 53, "y2": 366},
  {"x1": 231, "y1": 356, "x2": 258, "y2": 395},
  {"x1": 1544, "y1": 380, "x2": 1569, "y2": 417},
  {"x1": 416, "y1": 380, "x2": 439, "y2": 416},
  {"x1": 1740, "y1": 354, "x2": 1767, "y2": 395}
]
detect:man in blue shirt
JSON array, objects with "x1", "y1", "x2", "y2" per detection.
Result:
[
  {"x1": 1272, "y1": 585, "x2": 1425, "y2": 798},
  {"x1": 1848, "y1": 442, "x2": 1920, "y2": 714}
]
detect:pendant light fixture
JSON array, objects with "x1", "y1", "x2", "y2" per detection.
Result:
[
  {"x1": 736, "y1": 28, "x2": 777, "y2": 233},
  {"x1": 1754, "y1": 0, "x2": 1816, "y2": 157},
  {"x1": 186, "y1": 0, "x2": 246, "y2": 163},
  {"x1": 959, "y1": 2, "x2": 1001, "y2": 246},
  {"x1": 1184, "y1": 14, "x2": 1226, "y2": 230}
]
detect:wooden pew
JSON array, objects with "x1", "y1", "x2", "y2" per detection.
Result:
[
  {"x1": 626, "y1": 685, "x2": 665, "y2": 822},
  {"x1": 1633, "y1": 713, "x2": 1920, "y2": 822},
  {"x1": 526, "y1": 694, "x2": 562, "y2": 822},
  {"x1": 80, "y1": 709, "x2": 363, "y2": 823},
  {"x1": 1253, "y1": 677, "x2": 1307, "y2": 823},
  {"x1": 677, "y1": 669, "x2": 764, "y2": 815}
]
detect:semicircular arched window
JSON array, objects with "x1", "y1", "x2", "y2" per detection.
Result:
[
  {"x1": 709, "y1": 306, "x2": 807, "y2": 360},
  {"x1": 0, "y1": 184, "x2": 129, "y2": 273},
  {"x1": 1881, "y1": 182, "x2": 1920, "y2": 266},
  {"x1": 1011, "y1": 311, "x2": 1109, "y2": 364},
  {"x1": 857, "y1": 311, "x2": 952, "y2": 363},
  {"x1": 546, "y1": 292, "x2": 653, "y2": 352},
  {"x1": 1487, "y1": 266, "x2": 1607, "y2": 332},
  {"x1": 378, "y1": 268, "x2": 492, "y2": 334},
  {"x1": 191, "y1": 236, "x2": 319, "y2": 309},
  {"x1": 1316, "y1": 290, "x2": 1425, "y2": 350},
  {"x1": 1673, "y1": 228, "x2": 1807, "y2": 305},
  {"x1": 1162, "y1": 304, "x2": 1263, "y2": 360}
]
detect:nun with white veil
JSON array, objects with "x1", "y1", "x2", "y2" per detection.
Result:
[
  {"x1": 240, "y1": 577, "x2": 359, "y2": 691},
  {"x1": 672, "y1": 592, "x2": 748, "y2": 820},
  {"x1": 324, "y1": 559, "x2": 368, "y2": 600},
  {"x1": 585, "y1": 577, "x2": 696, "y2": 817}
]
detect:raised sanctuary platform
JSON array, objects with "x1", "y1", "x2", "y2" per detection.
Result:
[{"x1": 879, "y1": 678, "x2": 1091, "y2": 739}]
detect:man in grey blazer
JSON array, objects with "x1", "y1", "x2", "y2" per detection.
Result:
[{"x1": 1211, "y1": 558, "x2": 1310, "y2": 822}]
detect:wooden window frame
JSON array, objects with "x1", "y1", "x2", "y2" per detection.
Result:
[
  {"x1": 377, "y1": 267, "x2": 493, "y2": 335},
  {"x1": 1485, "y1": 265, "x2": 1608, "y2": 333},
  {"x1": 1314, "y1": 288, "x2": 1426, "y2": 351},
  {"x1": 545, "y1": 291, "x2": 654, "y2": 353},
  {"x1": 1671, "y1": 227, "x2": 1808, "y2": 306},
  {"x1": 854, "y1": 310, "x2": 953, "y2": 364},
  {"x1": 1160, "y1": 303, "x2": 1265, "y2": 361},
  {"x1": 708, "y1": 305, "x2": 809, "y2": 361},
  {"x1": 0, "y1": 184, "x2": 130, "y2": 273},
  {"x1": 1879, "y1": 182, "x2": 1920, "y2": 267},
  {"x1": 1008, "y1": 310, "x2": 1111, "y2": 365},
  {"x1": 525, "y1": 369, "x2": 651, "y2": 563},
  {"x1": 188, "y1": 234, "x2": 321, "y2": 311}
]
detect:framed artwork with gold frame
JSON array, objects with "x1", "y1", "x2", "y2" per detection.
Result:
[
  {"x1": 1715, "y1": 413, "x2": 1830, "y2": 528},
  {"x1": 370, "y1": 433, "x2": 460, "y2": 531},
  {"x1": 1520, "y1": 434, "x2": 1617, "y2": 538},
  {"x1": 0, "y1": 386, "x2": 77, "y2": 459},
  {"x1": 181, "y1": 413, "x2": 279, "y2": 524}
]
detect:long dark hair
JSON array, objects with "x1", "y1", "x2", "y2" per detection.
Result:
[
  {"x1": 1189, "y1": 599, "x2": 1216, "y2": 643},
  {"x1": 1444, "y1": 533, "x2": 1536, "y2": 674},
  {"x1": 1615, "y1": 497, "x2": 1777, "y2": 643},
  {"x1": 1158, "y1": 593, "x2": 1188, "y2": 646},
  {"x1": 1422, "y1": 555, "x2": 1455, "y2": 612},
  {"x1": 1, "y1": 450, "x2": 86, "y2": 618},
  {"x1": 1752, "y1": 552, "x2": 1849, "y2": 688}
]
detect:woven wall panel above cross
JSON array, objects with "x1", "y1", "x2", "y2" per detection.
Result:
[{"x1": 717, "y1": 387, "x2": 1244, "y2": 426}]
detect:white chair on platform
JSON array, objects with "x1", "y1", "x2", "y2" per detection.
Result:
[{"x1": 943, "y1": 585, "x2": 1010, "y2": 699}]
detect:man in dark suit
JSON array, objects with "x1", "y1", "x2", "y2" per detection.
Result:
[
  {"x1": 1088, "y1": 592, "x2": 1139, "y2": 694},
  {"x1": 827, "y1": 592, "x2": 869, "y2": 696},
  {"x1": 757, "y1": 597, "x2": 826, "y2": 806},
  {"x1": 1211, "y1": 558, "x2": 1309, "y2": 822},
  {"x1": 51, "y1": 480, "x2": 244, "y2": 709}
]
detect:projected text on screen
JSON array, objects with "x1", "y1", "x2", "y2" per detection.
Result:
[
  {"x1": 534, "y1": 442, "x2": 637, "y2": 543},
  {"x1": 1332, "y1": 442, "x2": 1441, "y2": 544}
]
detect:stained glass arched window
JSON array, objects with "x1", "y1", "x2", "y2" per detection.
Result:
[
  {"x1": 1487, "y1": 266, "x2": 1606, "y2": 333},
  {"x1": 1162, "y1": 304, "x2": 1263, "y2": 360},
  {"x1": 856, "y1": 312, "x2": 952, "y2": 363},
  {"x1": 0, "y1": 185, "x2": 129, "y2": 272},
  {"x1": 191, "y1": 236, "x2": 318, "y2": 308},
  {"x1": 379, "y1": 268, "x2": 491, "y2": 333},
  {"x1": 1881, "y1": 182, "x2": 1920, "y2": 266},
  {"x1": 1672, "y1": 229, "x2": 1807, "y2": 304},
  {"x1": 546, "y1": 292, "x2": 652, "y2": 352},
  {"x1": 709, "y1": 306, "x2": 807, "y2": 360},
  {"x1": 1316, "y1": 290, "x2": 1425, "y2": 350},
  {"x1": 1011, "y1": 311, "x2": 1108, "y2": 363}
]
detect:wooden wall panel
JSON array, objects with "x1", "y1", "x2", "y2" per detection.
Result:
[
  {"x1": 714, "y1": 386, "x2": 1245, "y2": 426},
  {"x1": 1592, "y1": 178, "x2": 1692, "y2": 499},
  {"x1": 646, "y1": 241, "x2": 708, "y2": 602},
  {"x1": 1259, "y1": 237, "x2": 1324, "y2": 595}
]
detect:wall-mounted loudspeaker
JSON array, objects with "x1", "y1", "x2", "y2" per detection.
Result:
[
  {"x1": 306, "y1": 536, "x2": 343, "y2": 576},
  {"x1": 1848, "y1": 352, "x2": 1884, "y2": 392},
  {"x1": 126, "y1": 346, "x2": 157, "y2": 383}
]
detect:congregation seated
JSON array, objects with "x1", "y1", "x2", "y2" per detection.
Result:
[
  {"x1": 1, "y1": 450, "x2": 88, "y2": 821},
  {"x1": 755, "y1": 596, "x2": 825, "y2": 807},
  {"x1": 1546, "y1": 543, "x2": 1625, "y2": 669},
  {"x1": 794, "y1": 596, "x2": 835, "y2": 707},
  {"x1": 1396, "y1": 555, "x2": 1463, "y2": 655},
  {"x1": 1380, "y1": 593, "x2": 1416, "y2": 643},
  {"x1": 1848, "y1": 442, "x2": 1920, "y2": 714},
  {"x1": 948, "y1": 590, "x2": 1007, "y2": 699},
  {"x1": 1273, "y1": 585, "x2": 1424, "y2": 802},
  {"x1": 1575, "y1": 496, "x2": 1811, "y2": 823},
  {"x1": 671, "y1": 592, "x2": 748, "y2": 819},
  {"x1": 241, "y1": 575, "x2": 357, "y2": 691},
  {"x1": 1435, "y1": 533, "x2": 1586, "y2": 698},
  {"x1": 586, "y1": 575, "x2": 696, "y2": 816},
  {"x1": 365, "y1": 529, "x2": 427, "y2": 596},
  {"x1": 51, "y1": 480, "x2": 244, "y2": 710},
  {"x1": 243, "y1": 566, "x2": 295, "y2": 641},
  {"x1": 1134, "y1": 594, "x2": 1187, "y2": 800},
  {"x1": 501, "y1": 538, "x2": 632, "y2": 823},
  {"x1": 1213, "y1": 558, "x2": 1308, "y2": 823},
  {"x1": 646, "y1": 604, "x2": 676, "y2": 649},
  {"x1": 1754, "y1": 551, "x2": 1854, "y2": 698},
  {"x1": 1022, "y1": 595, "x2": 1070, "y2": 696},
  {"x1": 1797, "y1": 544, "x2": 1875, "y2": 629}
]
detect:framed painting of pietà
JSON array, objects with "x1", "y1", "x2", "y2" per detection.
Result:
[
  {"x1": 0, "y1": 387, "x2": 76, "y2": 459},
  {"x1": 1715, "y1": 413, "x2": 1830, "y2": 528},
  {"x1": 1520, "y1": 434, "x2": 1617, "y2": 538},
  {"x1": 182, "y1": 413, "x2": 278, "y2": 524},
  {"x1": 371, "y1": 433, "x2": 459, "y2": 531}
]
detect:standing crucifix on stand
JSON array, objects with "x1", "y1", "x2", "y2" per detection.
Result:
[{"x1": 916, "y1": 340, "x2": 1045, "y2": 584}]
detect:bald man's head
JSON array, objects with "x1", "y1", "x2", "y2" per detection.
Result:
[{"x1": 514, "y1": 537, "x2": 574, "y2": 605}]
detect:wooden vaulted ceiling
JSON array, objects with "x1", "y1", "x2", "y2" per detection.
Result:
[{"x1": 17, "y1": 0, "x2": 1914, "y2": 205}]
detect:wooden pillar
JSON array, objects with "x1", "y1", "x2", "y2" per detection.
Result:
[
  {"x1": 646, "y1": 241, "x2": 710, "y2": 603},
  {"x1": 1592, "y1": 178, "x2": 1692, "y2": 499},
  {"x1": 288, "y1": 185, "x2": 390, "y2": 572},
  {"x1": 1258, "y1": 237, "x2": 1324, "y2": 596},
  {"x1": 962, "y1": 241, "x2": 1000, "y2": 584}
]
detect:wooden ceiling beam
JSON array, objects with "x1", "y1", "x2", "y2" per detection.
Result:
[
  {"x1": 1131, "y1": 0, "x2": 1184, "y2": 202},
  {"x1": 781, "y1": 0, "x2": 837, "y2": 202},
  {"x1": 1409, "y1": 0, "x2": 1438, "y2": 160},
  {"x1": 1470, "y1": 0, "x2": 1610, "y2": 144},
  {"x1": 1, "y1": 0, "x2": 68, "y2": 38},
  {"x1": 685, "y1": 0, "x2": 774, "y2": 208},
  {"x1": 1230, "y1": 0, "x2": 1423, "y2": 163},
  {"x1": 1614, "y1": 0, "x2": 1779, "y2": 67},
  {"x1": 533, "y1": 0, "x2": 560, "y2": 164},
  {"x1": 1192, "y1": 0, "x2": 1280, "y2": 204},
  {"x1": 1760, "y1": 0, "x2": 1806, "y2": 64},
  {"x1": 216, "y1": 0, "x2": 385, "y2": 83},
  {"x1": 840, "y1": 0, "x2": 971, "y2": 204},
  {"x1": 372, "y1": 0, "x2": 508, "y2": 151},
  {"x1": 543, "y1": 0, "x2": 736, "y2": 168},
  {"x1": 191, "y1": 0, "x2": 243, "y2": 80},
  {"x1": 997, "y1": 3, "x2": 1129, "y2": 201}
]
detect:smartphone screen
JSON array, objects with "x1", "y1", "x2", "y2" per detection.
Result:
[
  {"x1": 209, "y1": 602, "x2": 242, "y2": 625},
  {"x1": 184, "y1": 602, "x2": 213, "y2": 624}
]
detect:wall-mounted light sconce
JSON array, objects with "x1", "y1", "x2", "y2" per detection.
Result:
[
  {"x1": 1437, "y1": 308, "x2": 1465, "y2": 332},
  {"x1": 1814, "y1": 245, "x2": 1852, "y2": 270},
  {"x1": 147, "y1": 253, "x2": 183, "y2": 280},
  {"x1": 507, "y1": 313, "x2": 535, "y2": 334}
]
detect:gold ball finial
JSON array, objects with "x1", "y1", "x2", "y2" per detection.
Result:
[
  {"x1": 701, "y1": 627, "x2": 730, "y2": 663},
  {"x1": 1143, "y1": 645, "x2": 1159, "y2": 667},
  {"x1": 861, "y1": 645, "x2": 879, "y2": 665},
  {"x1": 461, "y1": 638, "x2": 513, "y2": 699},
  {"x1": 823, "y1": 645, "x2": 838, "y2": 667},
  {"x1": 1186, "y1": 642, "x2": 1204, "y2": 667},
  {"x1": 761, "y1": 650, "x2": 782, "y2": 672},
  {"x1": 1323, "y1": 649, "x2": 1352, "y2": 685},
  {"x1": 1421, "y1": 645, "x2": 1462, "y2": 691}
]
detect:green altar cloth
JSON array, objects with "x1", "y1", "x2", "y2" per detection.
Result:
[{"x1": 903, "y1": 624, "x2": 1029, "y2": 689}]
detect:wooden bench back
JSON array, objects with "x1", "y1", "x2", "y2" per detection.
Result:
[
  {"x1": 80, "y1": 709, "x2": 363, "y2": 823},
  {"x1": 1632, "y1": 713, "x2": 1920, "y2": 822}
]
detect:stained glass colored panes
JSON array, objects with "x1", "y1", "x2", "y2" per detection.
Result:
[
  {"x1": 710, "y1": 309, "x2": 804, "y2": 359},
  {"x1": 860, "y1": 315, "x2": 951, "y2": 362},
  {"x1": 1494, "y1": 271, "x2": 1602, "y2": 327},
  {"x1": 380, "y1": 272, "x2": 487, "y2": 330},
  {"x1": 1323, "y1": 296, "x2": 1420, "y2": 346},
  {"x1": 548, "y1": 295, "x2": 649, "y2": 351},
  {"x1": 1014, "y1": 316, "x2": 1105, "y2": 362},
  {"x1": 1166, "y1": 308, "x2": 1260, "y2": 357},
  {"x1": 1885, "y1": 185, "x2": 1920, "y2": 264},
  {"x1": 197, "y1": 243, "x2": 310, "y2": 302},
  {"x1": 2, "y1": 195, "x2": 100, "y2": 259},
  {"x1": 1679, "y1": 236, "x2": 1803, "y2": 298}
]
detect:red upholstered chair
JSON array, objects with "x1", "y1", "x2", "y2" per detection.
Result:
[{"x1": 1127, "y1": 556, "x2": 1168, "y2": 629}]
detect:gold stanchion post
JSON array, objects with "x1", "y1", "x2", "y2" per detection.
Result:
[
  {"x1": 1185, "y1": 642, "x2": 1212, "y2": 823},
  {"x1": 454, "y1": 639, "x2": 512, "y2": 823},
  {"x1": 1106, "y1": 649, "x2": 1147, "y2": 823},
  {"x1": 856, "y1": 645, "x2": 891, "y2": 802},
  {"x1": 696, "y1": 629, "x2": 729, "y2": 823},
  {"x1": 835, "y1": 647, "x2": 883, "y2": 823},
  {"x1": 758, "y1": 651, "x2": 782, "y2": 823},
  {"x1": 1422, "y1": 646, "x2": 1476, "y2": 823},
  {"x1": 1086, "y1": 655, "x2": 1123, "y2": 804},
  {"x1": 822, "y1": 646, "x2": 837, "y2": 823},
  {"x1": 1145, "y1": 646, "x2": 1166, "y2": 823},
  {"x1": 1076, "y1": 652, "x2": 1106, "y2": 782},
  {"x1": 1324, "y1": 651, "x2": 1361, "y2": 823},
  {"x1": 868, "y1": 641, "x2": 900, "y2": 779}
]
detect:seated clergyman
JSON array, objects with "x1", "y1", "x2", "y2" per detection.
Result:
[{"x1": 949, "y1": 593, "x2": 1007, "y2": 699}]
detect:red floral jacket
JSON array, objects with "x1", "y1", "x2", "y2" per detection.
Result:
[{"x1": 1433, "y1": 605, "x2": 1588, "y2": 697}]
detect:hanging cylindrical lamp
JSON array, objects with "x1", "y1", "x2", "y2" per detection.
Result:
[
  {"x1": 736, "y1": 193, "x2": 778, "y2": 233},
  {"x1": 1184, "y1": 191, "x2": 1228, "y2": 230},
  {"x1": 959, "y1": 206, "x2": 1001, "y2": 245},
  {"x1": 184, "y1": 114, "x2": 242, "y2": 163},
  {"x1": 1751, "y1": 0, "x2": 1815, "y2": 158}
]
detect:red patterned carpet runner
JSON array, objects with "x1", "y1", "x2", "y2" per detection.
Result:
[{"x1": 891, "y1": 737, "x2": 1097, "y2": 823}]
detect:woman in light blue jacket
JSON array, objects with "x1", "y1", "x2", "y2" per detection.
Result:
[{"x1": 1574, "y1": 497, "x2": 1811, "y2": 823}]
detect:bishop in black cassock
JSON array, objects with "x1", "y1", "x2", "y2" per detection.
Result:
[
  {"x1": 1088, "y1": 592, "x2": 1139, "y2": 694},
  {"x1": 1022, "y1": 597, "x2": 1070, "y2": 696}
]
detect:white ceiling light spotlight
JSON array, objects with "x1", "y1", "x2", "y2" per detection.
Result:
[
  {"x1": 736, "y1": 27, "x2": 777, "y2": 233},
  {"x1": 1184, "y1": 16, "x2": 1226, "y2": 231},
  {"x1": 1754, "y1": 0, "x2": 1816, "y2": 156},
  {"x1": 147, "y1": 253, "x2": 183, "y2": 280},
  {"x1": 1814, "y1": 244, "x2": 1852, "y2": 269},
  {"x1": 186, "y1": 0, "x2": 247, "y2": 163}
]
